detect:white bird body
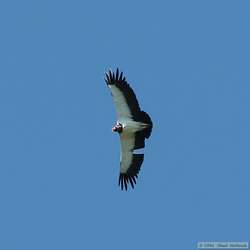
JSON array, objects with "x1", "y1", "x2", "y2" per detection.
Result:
[{"x1": 118, "y1": 119, "x2": 148, "y2": 133}]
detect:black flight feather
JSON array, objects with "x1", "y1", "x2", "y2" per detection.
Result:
[{"x1": 118, "y1": 154, "x2": 144, "y2": 191}]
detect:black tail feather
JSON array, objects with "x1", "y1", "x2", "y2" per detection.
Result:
[{"x1": 138, "y1": 110, "x2": 153, "y2": 139}]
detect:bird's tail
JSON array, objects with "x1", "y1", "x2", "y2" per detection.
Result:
[{"x1": 138, "y1": 111, "x2": 153, "y2": 139}]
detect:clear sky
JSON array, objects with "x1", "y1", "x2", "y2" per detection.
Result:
[{"x1": 0, "y1": 1, "x2": 249, "y2": 249}]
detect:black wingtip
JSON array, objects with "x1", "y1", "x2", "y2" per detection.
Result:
[
  {"x1": 104, "y1": 68, "x2": 126, "y2": 85},
  {"x1": 119, "y1": 71, "x2": 123, "y2": 81},
  {"x1": 116, "y1": 68, "x2": 119, "y2": 81},
  {"x1": 118, "y1": 154, "x2": 143, "y2": 191},
  {"x1": 119, "y1": 173, "x2": 139, "y2": 191}
]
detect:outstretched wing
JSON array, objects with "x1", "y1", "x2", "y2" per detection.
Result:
[
  {"x1": 118, "y1": 133, "x2": 144, "y2": 191},
  {"x1": 105, "y1": 68, "x2": 141, "y2": 120}
]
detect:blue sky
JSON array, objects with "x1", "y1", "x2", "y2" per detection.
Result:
[{"x1": 0, "y1": 0, "x2": 249, "y2": 249}]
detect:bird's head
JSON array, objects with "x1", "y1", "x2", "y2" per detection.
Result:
[{"x1": 112, "y1": 123, "x2": 123, "y2": 133}]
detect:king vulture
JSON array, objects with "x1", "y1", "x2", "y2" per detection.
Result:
[{"x1": 105, "y1": 68, "x2": 153, "y2": 190}]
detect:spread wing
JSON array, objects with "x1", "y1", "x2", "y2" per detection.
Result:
[
  {"x1": 119, "y1": 133, "x2": 144, "y2": 190},
  {"x1": 105, "y1": 68, "x2": 141, "y2": 120}
]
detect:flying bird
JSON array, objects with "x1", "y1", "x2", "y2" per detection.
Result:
[{"x1": 105, "y1": 68, "x2": 153, "y2": 190}]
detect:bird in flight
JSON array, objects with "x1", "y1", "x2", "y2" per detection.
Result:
[{"x1": 105, "y1": 68, "x2": 153, "y2": 190}]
